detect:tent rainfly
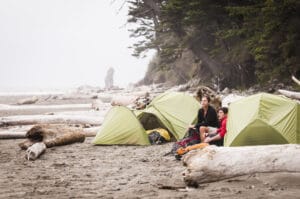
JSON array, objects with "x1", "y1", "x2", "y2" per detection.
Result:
[
  {"x1": 225, "y1": 93, "x2": 300, "y2": 146},
  {"x1": 92, "y1": 106, "x2": 150, "y2": 145},
  {"x1": 136, "y1": 92, "x2": 201, "y2": 140}
]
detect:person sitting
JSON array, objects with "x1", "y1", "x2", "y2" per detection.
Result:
[
  {"x1": 188, "y1": 95, "x2": 219, "y2": 140},
  {"x1": 202, "y1": 107, "x2": 228, "y2": 146}
]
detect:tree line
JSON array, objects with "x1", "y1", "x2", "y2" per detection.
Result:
[{"x1": 126, "y1": 0, "x2": 300, "y2": 88}]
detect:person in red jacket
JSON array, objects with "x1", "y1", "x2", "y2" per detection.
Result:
[{"x1": 203, "y1": 107, "x2": 228, "y2": 146}]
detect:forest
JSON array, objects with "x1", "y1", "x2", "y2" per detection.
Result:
[{"x1": 126, "y1": 0, "x2": 300, "y2": 89}]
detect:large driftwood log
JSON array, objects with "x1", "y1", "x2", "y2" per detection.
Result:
[
  {"x1": 25, "y1": 142, "x2": 46, "y2": 160},
  {"x1": 82, "y1": 126, "x2": 100, "y2": 137},
  {"x1": 0, "y1": 114, "x2": 103, "y2": 127},
  {"x1": 182, "y1": 145, "x2": 300, "y2": 186},
  {"x1": 278, "y1": 89, "x2": 300, "y2": 100},
  {"x1": 19, "y1": 125, "x2": 86, "y2": 149},
  {"x1": 57, "y1": 93, "x2": 99, "y2": 100},
  {"x1": 0, "y1": 125, "x2": 100, "y2": 139},
  {"x1": 0, "y1": 132, "x2": 26, "y2": 139},
  {"x1": 17, "y1": 96, "x2": 38, "y2": 105},
  {"x1": 44, "y1": 132, "x2": 85, "y2": 148},
  {"x1": 292, "y1": 75, "x2": 300, "y2": 86},
  {"x1": 19, "y1": 139, "x2": 36, "y2": 150},
  {"x1": 110, "y1": 95, "x2": 138, "y2": 106},
  {"x1": 0, "y1": 104, "x2": 91, "y2": 112}
]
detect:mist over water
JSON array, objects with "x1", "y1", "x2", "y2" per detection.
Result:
[{"x1": 0, "y1": 0, "x2": 154, "y2": 92}]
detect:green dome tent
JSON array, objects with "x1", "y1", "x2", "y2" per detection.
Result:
[
  {"x1": 92, "y1": 106, "x2": 150, "y2": 145},
  {"x1": 136, "y1": 92, "x2": 201, "y2": 140},
  {"x1": 224, "y1": 93, "x2": 300, "y2": 146}
]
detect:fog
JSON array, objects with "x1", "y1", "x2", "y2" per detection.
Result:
[{"x1": 0, "y1": 0, "x2": 154, "y2": 92}]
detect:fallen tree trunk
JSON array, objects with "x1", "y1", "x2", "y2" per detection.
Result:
[
  {"x1": 278, "y1": 89, "x2": 300, "y2": 100},
  {"x1": 0, "y1": 104, "x2": 91, "y2": 112},
  {"x1": 44, "y1": 132, "x2": 85, "y2": 148},
  {"x1": 19, "y1": 125, "x2": 86, "y2": 150},
  {"x1": 57, "y1": 93, "x2": 99, "y2": 100},
  {"x1": 0, "y1": 125, "x2": 100, "y2": 139},
  {"x1": 292, "y1": 75, "x2": 300, "y2": 86},
  {"x1": 110, "y1": 95, "x2": 138, "y2": 106},
  {"x1": 0, "y1": 131, "x2": 26, "y2": 139},
  {"x1": 82, "y1": 126, "x2": 100, "y2": 137},
  {"x1": 182, "y1": 145, "x2": 300, "y2": 186},
  {"x1": 0, "y1": 115, "x2": 103, "y2": 127},
  {"x1": 17, "y1": 96, "x2": 38, "y2": 105}
]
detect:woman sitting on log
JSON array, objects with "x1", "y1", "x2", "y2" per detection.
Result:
[
  {"x1": 189, "y1": 95, "x2": 219, "y2": 134},
  {"x1": 201, "y1": 107, "x2": 228, "y2": 146}
]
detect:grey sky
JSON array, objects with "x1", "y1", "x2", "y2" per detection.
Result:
[{"x1": 0, "y1": 0, "x2": 153, "y2": 91}]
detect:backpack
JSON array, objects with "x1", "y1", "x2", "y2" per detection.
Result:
[
  {"x1": 171, "y1": 128, "x2": 200, "y2": 155},
  {"x1": 148, "y1": 130, "x2": 168, "y2": 145}
]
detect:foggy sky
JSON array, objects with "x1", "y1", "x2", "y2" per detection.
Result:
[{"x1": 0, "y1": 0, "x2": 153, "y2": 91}]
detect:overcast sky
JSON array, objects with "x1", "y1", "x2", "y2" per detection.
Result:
[{"x1": 0, "y1": 0, "x2": 154, "y2": 91}]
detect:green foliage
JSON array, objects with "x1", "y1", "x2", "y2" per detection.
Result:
[{"x1": 127, "y1": 0, "x2": 300, "y2": 87}]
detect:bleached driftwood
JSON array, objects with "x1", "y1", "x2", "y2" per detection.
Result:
[
  {"x1": 292, "y1": 75, "x2": 300, "y2": 86},
  {"x1": 57, "y1": 93, "x2": 98, "y2": 100},
  {"x1": 0, "y1": 125, "x2": 100, "y2": 139},
  {"x1": 17, "y1": 96, "x2": 38, "y2": 105},
  {"x1": 19, "y1": 139, "x2": 36, "y2": 150},
  {"x1": 19, "y1": 125, "x2": 86, "y2": 150},
  {"x1": 182, "y1": 145, "x2": 300, "y2": 186},
  {"x1": 82, "y1": 126, "x2": 100, "y2": 137},
  {"x1": 0, "y1": 104, "x2": 91, "y2": 112},
  {"x1": 0, "y1": 114, "x2": 103, "y2": 127},
  {"x1": 25, "y1": 142, "x2": 46, "y2": 160},
  {"x1": 0, "y1": 125, "x2": 33, "y2": 139},
  {"x1": 110, "y1": 95, "x2": 138, "y2": 106},
  {"x1": 0, "y1": 131, "x2": 26, "y2": 139},
  {"x1": 278, "y1": 89, "x2": 300, "y2": 100}
]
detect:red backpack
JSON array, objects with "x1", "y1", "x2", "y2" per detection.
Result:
[{"x1": 171, "y1": 128, "x2": 200, "y2": 155}]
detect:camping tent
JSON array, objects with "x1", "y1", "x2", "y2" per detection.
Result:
[
  {"x1": 92, "y1": 106, "x2": 150, "y2": 145},
  {"x1": 136, "y1": 92, "x2": 201, "y2": 140},
  {"x1": 224, "y1": 93, "x2": 300, "y2": 146}
]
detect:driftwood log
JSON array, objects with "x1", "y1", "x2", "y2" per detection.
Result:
[
  {"x1": 0, "y1": 104, "x2": 91, "y2": 112},
  {"x1": 195, "y1": 86, "x2": 221, "y2": 109},
  {"x1": 292, "y1": 75, "x2": 300, "y2": 86},
  {"x1": 182, "y1": 145, "x2": 300, "y2": 186},
  {"x1": 0, "y1": 125, "x2": 100, "y2": 139},
  {"x1": 25, "y1": 142, "x2": 46, "y2": 160},
  {"x1": 19, "y1": 125, "x2": 86, "y2": 150},
  {"x1": 17, "y1": 96, "x2": 38, "y2": 105},
  {"x1": 0, "y1": 132, "x2": 27, "y2": 139},
  {"x1": 110, "y1": 95, "x2": 138, "y2": 106},
  {"x1": 19, "y1": 139, "x2": 36, "y2": 150},
  {"x1": 278, "y1": 89, "x2": 300, "y2": 100},
  {"x1": 44, "y1": 132, "x2": 85, "y2": 148},
  {"x1": 0, "y1": 114, "x2": 103, "y2": 127}
]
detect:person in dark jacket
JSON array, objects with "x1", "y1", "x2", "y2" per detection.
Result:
[{"x1": 188, "y1": 95, "x2": 219, "y2": 137}]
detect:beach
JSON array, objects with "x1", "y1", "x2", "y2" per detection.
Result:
[{"x1": 0, "y1": 89, "x2": 299, "y2": 198}]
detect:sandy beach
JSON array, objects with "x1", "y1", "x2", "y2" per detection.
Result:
[{"x1": 1, "y1": 90, "x2": 300, "y2": 199}]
